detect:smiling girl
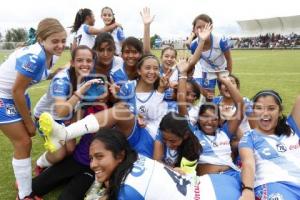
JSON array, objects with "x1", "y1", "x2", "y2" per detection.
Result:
[
  {"x1": 0, "y1": 18, "x2": 66, "y2": 200},
  {"x1": 239, "y1": 90, "x2": 300, "y2": 200}
]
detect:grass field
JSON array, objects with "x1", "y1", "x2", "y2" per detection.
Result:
[{"x1": 0, "y1": 49, "x2": 300, "y2": 199}]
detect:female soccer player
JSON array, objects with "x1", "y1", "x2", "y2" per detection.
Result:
[
  {"x1": 0, "y1": 18, "x2": 67, "y2": 200},
  {"x1": 87, "y1": 128, "x2": 241, "y2": 200},
  {"x1": 239, "y1": 90, "x2": 300, "y2": 200}
]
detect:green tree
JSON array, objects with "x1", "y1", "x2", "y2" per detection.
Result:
[
  {"x1": 150, "y1": 34, "x2": 162, "y2": 48},
  {"x1": 5, "y1": 28, "x2": 27, "y2": 42}
]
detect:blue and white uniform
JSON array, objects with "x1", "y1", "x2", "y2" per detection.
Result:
[
  {"x1": 155, "y1": 131, "x2": 178, "y2": 167},
  {"x1": 110, "y1": 27, "x2": 125, "y2": 55},
  {"x1": 159, "y1": 66, "x2": 178, "y2": 102},
  {"x1": 190, "y1": 34, "x2": 230, "y2": 90},
  {"x1": 118, "y1": 154, "x2": 241, "y2": 200},
  {"x1": 34, "y1": 68, "x2": 75, "y2": 121},
  {"x1": 75, "y1": 24, "x2": 95, "y2": 48},
  {"x1": 0, "y1": 43, "x2": 54, "y2": 124},
  {"x1": 239, "y1": 116, "x2": 300, "y2": 199},
  {"x1": 118, "y1": 80, "x2": 168, "y2": 138},
  {"x1": 117, "y1": 80, "x2": 168, "y2": 157},
  {"x1": 109, "y1": 56, "x2": 128, "y2": 85},
  {"x1": 194, "y1": 123, "x2": 240, "y2": 179},
  {"x1": 213, "y1": 96, "x2": 253, "y2": 133}
]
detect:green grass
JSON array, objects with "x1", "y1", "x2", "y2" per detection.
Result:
[{"x1": 0, "y1": 49, "x2": 300, "y2": 199}]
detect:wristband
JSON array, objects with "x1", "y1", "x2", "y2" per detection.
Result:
[
  {"x1": 73, "y1": 92, "x2": 82, "y2": 100},
  {"x1": 241, "y1": 182, "x2": 253, "y2": 192}
]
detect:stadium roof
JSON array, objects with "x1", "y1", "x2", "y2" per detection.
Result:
[{"x1": 237, "y1": 15, "x2": 300, "y2": 37}]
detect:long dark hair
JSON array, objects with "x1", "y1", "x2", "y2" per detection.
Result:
[
  {"x1": 91, "y1": 128, "x2": 138, "y2": 200},
  {"x1": 71, "y1": 8, "x2": 93, "y2": 33},
  {"x1": 159, "y1": 112, "x2": 202, "y2": 167},
  {"x1": 252, "y1": 90, "x2": 291, "y2": 136},
  {"x1": 69, "y1": 45, "x2": 95, "y2": 94}
]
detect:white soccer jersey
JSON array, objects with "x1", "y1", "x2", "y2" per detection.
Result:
[
  {"x1": 119, "y1": 154, "x2": 217, "y2": 200},
  {"x1": 110, "y1": 27, "x2": 125, "y2": 55},
  {"x1": 190, "y1": 34, "x2": 230, "y2": 73},
  {"x1": 239, "y1": 120, "x2": 300, "y2": 187},
  {"x1": 194, "y1": 124, "x2": 240, "y2": 171},
  {"x1": 75, "y1": 24, "x2": 95, "y2": 48},
  {"x1": 0, "y1": 43, "x2": 53, "y2": 99},
  {"x1": 118, "y1": 80, "x2": 168, "y2": 138},
  {"x1": 34, "y1": 68, "x2": 74, "y2": 120}
]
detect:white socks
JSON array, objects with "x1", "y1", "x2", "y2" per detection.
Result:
[
  {"x1": 36, "y1": 152, "x2": 52, "y2": 168},
  {"x1": 12, "y1": 157, "x2": 32, "y2": 199},
  {"x1": 65, "y1": 114, "x2": 100, "y2": 140}
]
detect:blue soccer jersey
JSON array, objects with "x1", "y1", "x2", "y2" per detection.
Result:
[{"x1": 0, "y1": 43, "x2": 53, "y2": 99}]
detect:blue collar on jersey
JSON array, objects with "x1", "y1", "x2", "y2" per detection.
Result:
[
  {"x1": 39, "y1": 43, "x2": 53, "y2": 78},
  {"x1": 122, "y1": 62, "x2": 129, "y2": 80}
]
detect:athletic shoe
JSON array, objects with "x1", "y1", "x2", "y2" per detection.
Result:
[
  {"x1": 180, "y1": 157, "x2": 197, "y2": 175},
  {"x1": 38, "y1": 112, "x2": 68, "y2": 153}
]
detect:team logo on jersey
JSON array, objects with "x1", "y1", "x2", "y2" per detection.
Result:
[
  {"x1": 131, "y1": 156, "x2": 146, "y2": 177},
  {"x1": 269, "y1": 193, "x2": 283, "y2": 200},
  {"x1": 22, "y1": 62, "x2": 35, "y2": 73},
  {"x1": 138, "y1": 105, "x2": 147, "y2": 114},
  {"x1": 5, "y1": 104, "x2": 17, "y2": 116},
  {"x1": 276, "y1": 143, "x2": 287, "y2": 152}
]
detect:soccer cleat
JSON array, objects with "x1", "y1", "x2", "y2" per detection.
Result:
[
  {"x1": 180, "y1": 157, "x2": 197, "y2": 175},
  {"x1": 38, "y1": 112, "x2": 68, "y2": 153}
]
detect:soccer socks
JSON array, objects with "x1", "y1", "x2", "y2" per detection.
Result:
[
  {"x1": 12, "y1": 157, "x2": 32, "y2": 199},
  {"x1": 36, "y1": 152, "x2": 52, "y2": 168},
  {"x1": 65, "y1": 114, "x2": 100, "y2": 140}
]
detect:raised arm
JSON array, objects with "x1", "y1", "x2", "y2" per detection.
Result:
[
  {"x1": 140, "y1": 7, "x2": 155, "y2": 54},
  {"x1": 176, "y1": 59, "x2": 190, "y2": 116},
  {"x1": 187, "y1": 23, "x2": 212, "y2": 72},
  {"x1": 218, "y1": 74, "x2": 244, "y2": 134}
]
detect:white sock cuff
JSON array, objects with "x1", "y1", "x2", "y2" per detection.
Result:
[
  {"x1": 36, "y1": 152, "x2": 52, "y2": 167},
  {"x1": 84, "y1": 114, "x2": 100, "y2": 133},
  {"x1": 12, "y1": 157, "x2": 31, "y2": 167}
]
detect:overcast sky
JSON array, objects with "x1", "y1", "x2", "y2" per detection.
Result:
[{"x1": 0, "y1": 0, "x2": 299, "y2": 40}]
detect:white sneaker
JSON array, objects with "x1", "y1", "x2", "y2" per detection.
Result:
[{"x1": 38, "y1": 112, "x2": 68, "y2": 152}]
